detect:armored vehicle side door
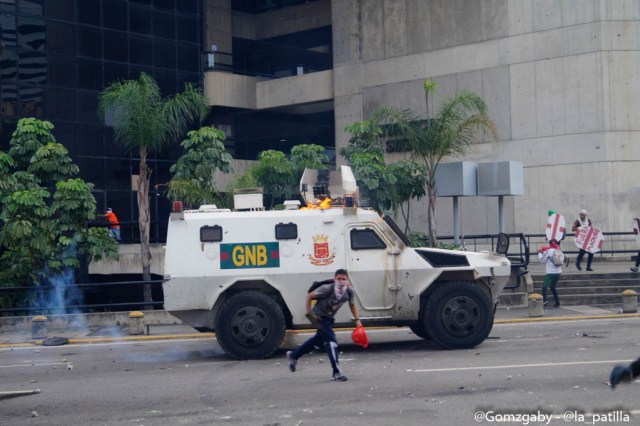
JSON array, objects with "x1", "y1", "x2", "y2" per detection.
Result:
[{"x1": 344, "y1": 223, "x2": 398, "y2": 313}]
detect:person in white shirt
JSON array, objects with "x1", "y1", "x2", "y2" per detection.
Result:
[{"x1": 538, "y1": 239, "x2": 564, "y2": 307}]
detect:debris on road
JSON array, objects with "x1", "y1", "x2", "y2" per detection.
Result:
[{"x1": 0, "y1": 389, "x2": 41, "y2": 400}]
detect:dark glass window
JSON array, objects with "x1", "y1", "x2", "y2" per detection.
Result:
[
  {"x1": 0, "y1": 0, "x2": 16, "y2": 13},
  {"x1": 350, "y1": 228, "x2": 387, "y2": 250},
  {"x1": 77, "y1": 58, "x2": 103, "y2": 90},
  {"x1": 176, "y1": 43, "x2": 198, "y2": 72},
  {"x1": 275, "y1": 223, "x2": 297, "y2": 240},
  {"x1": 103, "y1": 0, "x2": 127, "y2": 30},
  {"x1": 129, "y1": 35, "x2": 152, "y2": 66},
  {"x1": 1, "y1": 83, "x2": 18, "y2": 116},
  {"x1": 130, "y1": 0, "x2": 151, "y2": 5},
  {"x1": 53, "y1": 122, "x2": 76, "y2": 156},
  {"x1": 104, "y1": 61, "x2": 129, "y2": 87},
  {"x1": 129, "y1": 65, "x2": 152, "y2": 82},
  {"x1": 176, "y1": 15, "x2": 197, "y2": 42},
  {"x1": 105, "y1": 158, "x2": 132, "y2": 190},
  {"x1": 0, "y1": 47, "x2": 17, "y2": 82},
  {"x1": 18, "y1": 0, "x2": 42, "y2": 15},
  {"x1": 153, "y1": 68, "x2": 175, "y2": 94},
  {"x1": 44, "y1": 0, "x2": 73, "y2": 20},
  {"x1": 46, "y1": 87, "x2": 76, "y2": 121},
  {"x1": 46, "y1": 21, "x2": 74, "y2": 56},
  {"x1": 77, "y1": 124, "x2": 105, "y2": 156},
  {"x1": 154, "y1": 0, "x2": 174, "y2": 10},
  {"x1": 153, "y1": 10, "x2": 175, "y2": 39},
  {"x1": 153, "y1": 39, "x2": 175, "y2": 68},
  {"x1": 177, "y1": 72, "x2": 199, "y2": 88},
  {"x1": 104, "y1": 31, "x2": 128, "y2": 62},
  {"x1": 200, "y1": 225, "x2": 222, "y2": 242},
  {"x1": 47, "y1": 53, "x2": 76, "y2": 87},
  {"x1": 130, "y1": 6, "x2": 151, "y2": 35},
  {"x1": 19, "y1": 50, "x2": 46, "y2": 85},
  {"x1": 77, "y1": 0, "x2": 101, "y2": 26},
  {"x1": 18, "y1": 84, "x2": 43, "y2": 117},
  {"x1": 17, "y1": 16, "x2": 45, "y2": 51},
  {"x1": 77, "y1": 91, "x2": 99, "y2": 124},
  {"x1": 78, "y1": 156, "x2": 106, "y2": 187},
  {"x1": 176, "y1": 0, "x2": 197, "y2": 13},
  {"x1": 0, "y1": 13, "x2": 16, "y2": 47},
  {"x1": 77, "y1": 26, "x2": 102, "y2": 59},
  {"x1": 0, "y1": 118, "x2": 18, "y2": 150}
]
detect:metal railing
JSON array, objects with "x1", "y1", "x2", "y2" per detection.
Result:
[{"x1": 0, "y1": 280, "x2": 164, "y2": 316}]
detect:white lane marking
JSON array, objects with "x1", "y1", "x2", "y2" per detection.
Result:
[
  {"x1": 412, "y1": 359, "x2": 635, "y2": 373},
  {"x1": 0, "y1": 362, "x2": 66, "y2": 368}
]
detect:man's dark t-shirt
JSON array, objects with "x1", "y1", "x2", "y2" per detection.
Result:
[{"x1": 312, "y1": 283, "x2": 354, "y2": 319}]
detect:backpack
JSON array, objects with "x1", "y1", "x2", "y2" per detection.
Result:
[
  {"x1": 550, "y1": 249, "x2": 564, "y2": 267},
  {"x1": 308, "y1": 279, "x2": 334, "y2": 294}
]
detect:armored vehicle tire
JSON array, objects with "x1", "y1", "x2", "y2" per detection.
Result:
[
  {"x1": 409, "y1": 323, "x2": 429, "y2": 340},
  {"x1": 423, "y1": 281, "x2": 494, "y2": 349},
  {"x1": 215, "y1": 290, "x2": 286, "y2": 360}
]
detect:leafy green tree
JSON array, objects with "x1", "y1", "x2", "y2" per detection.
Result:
[
  {"x1": 167, "y1": 127, "x2": 233, "y2": 208},
  {"x1": 413, "y1": 80, "x2": 499, "y2": 246},
  {"x1": 289, "y1": 144, "x2": 328, "y2": 177},
  {"x1": 387, "y1": 160, "x2": 427, "y2": 233},
  {"x1": 0, "y1": 118, "x2": 118, "y2": 311},
  {"x1": 98, "y1": 73, "x2": 209, "y2": 303},
  {"x1": 241, "y1": 144, "x2": 329, "y2": 208},
  {"x1": 342, "y1": 107, "x2": 423, "y2": 215},
  {"x1": 250, "y1": 150, "x2": 292, "y2": 209}
]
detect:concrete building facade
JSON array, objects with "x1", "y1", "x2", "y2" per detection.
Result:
[{"x1": 204, "y1": 0, "x2": 640, "y2": 241}]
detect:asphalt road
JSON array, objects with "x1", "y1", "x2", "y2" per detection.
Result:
[{"x1": 2, "y1": 318, "x2": 640, "y2": 426}]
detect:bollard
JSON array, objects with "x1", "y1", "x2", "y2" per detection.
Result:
[
  {"x1": 128, "y1": 311, "x2": 145, "y2": 335},
  {"x1": 621, "y1": 289, "x2": 638, "y2": 313},
  {"x1": 528, "y1": 293, "x2": 544, "y2": 317},
  {"x1": 523, "y1": 271, "x2": 534, "y2": 293},
  {"x1": 31, "y1": 315, "x2": 48, "y2": 339}
]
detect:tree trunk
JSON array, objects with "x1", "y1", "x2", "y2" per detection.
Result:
[
  {"x1": 427, "y1": 184, "x2": 437, "y2": 247},
  {"x1": 137, "y1": 153, "x2": 153, "y2": 308}
]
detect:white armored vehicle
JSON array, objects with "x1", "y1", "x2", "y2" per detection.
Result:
[{"x1": 163, "y1": 166, "x2": 512, "y2": 359}]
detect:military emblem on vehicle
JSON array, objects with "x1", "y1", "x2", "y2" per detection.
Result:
[{"x1": 308, "y1": 234, "x2": 335, "y2": 265}]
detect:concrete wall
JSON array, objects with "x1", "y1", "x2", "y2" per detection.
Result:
[
  {"x1": 232, "y1": 0, "x2": 332, "y2": 41},
  {"x1": 89, "y1": 244, "x2": 165, "y2": 276},
  {"x1": 204, "y1": 0, "x2": 233, "y2": 52},
  {"x1": 204, "y1": 71, "x2": 257, "y2": 109},
  {"x1": 256, "y1": 70, "x2": 333, "y2": 109},
  {"x1": 332, "y1": 0, "x2": 640, "y2": 239}
]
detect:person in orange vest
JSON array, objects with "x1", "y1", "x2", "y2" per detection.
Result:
[{"x1": 99, "y1": 208, "x2": 121, "y2": 241}]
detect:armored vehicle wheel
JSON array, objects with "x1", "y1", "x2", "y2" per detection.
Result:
[
  {"x1": 409, "y1": 322, "x2": 429, "y2": 340},
  {"x1": 423, "y1": 281, "x2": 493, "y2": 349},
  {"x1": 215, "y1": 290, "x2": 286, "y2": 359}
]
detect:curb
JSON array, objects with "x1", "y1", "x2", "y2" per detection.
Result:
[
  {"x1": 494, "y1": 312, "x2": 640, "y2": 324},
  {"x1": 2, "y1": 313, "x2": 639, "y2": 349}
]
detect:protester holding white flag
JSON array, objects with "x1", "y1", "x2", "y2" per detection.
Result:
[{"x1": 572, "y1": 209, "x2": 594, "y2": 271}]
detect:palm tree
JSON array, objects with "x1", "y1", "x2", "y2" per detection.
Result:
[
  {"x1": 98, "y1": 73, "x2": 209, "y2": 304},
  {"x1": 413, "y1": 80, "x2": 499, "y2": 246}
]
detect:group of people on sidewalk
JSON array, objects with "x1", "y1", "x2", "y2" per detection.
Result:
[{"x1": 537, "y1": 208, "x2": 640, "y2": 307}]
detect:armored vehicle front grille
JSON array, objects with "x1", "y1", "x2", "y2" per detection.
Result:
[{"x1": 415, "y1": 250, "x2": 470, "y2": 267}]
